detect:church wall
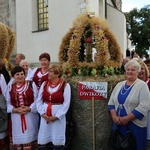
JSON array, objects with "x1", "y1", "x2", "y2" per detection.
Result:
[
  {"x1": 15, "y1": 0, "x2": 84, "y2": 63},
  {"x1": 107, "y1": 4, "x2": 126, "y2": 56}
]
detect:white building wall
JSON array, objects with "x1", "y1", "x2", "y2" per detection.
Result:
[
  {"x1": 15, "y1": 0, "x2": 126, "y2": 63},
  {"x1": 89, "y1": 0, "x2": 105, "y2": 18},
  {"x1": 107, "y1": 4, "x2": 126, "y2": 56},
  {"x1": 88, "y1": 1, "x2": 126, "y2": 56},
  {"x1": 16, "y1": 0, "x2": 84, "y2": 63}
]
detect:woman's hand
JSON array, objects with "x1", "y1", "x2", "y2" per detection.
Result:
[
  {"x1": 112, "y1": 115, "x2": 121, "y2": 125},
  {"x1": 119, "y1": 113, "x2": 136, "y2": 125},
  {"x1": 41, "y1": 114, "x2": 58, "y2": 123},
  {"x1": 119, "y1": 116, "x2": 129, "y2": 125},
  {"x1": 12, "y1": 106, "x2": 31, "y2": 114},
  {"x1": 20, "y1": 106, "x2": 31, "y2": 114},
  {"x1": 110, "y1": 109, "x2": 121, "y2": 125}
]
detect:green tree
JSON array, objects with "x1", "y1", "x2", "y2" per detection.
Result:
[{"x1": 125, "y1": 5, "x2": 150, "y2": 57}]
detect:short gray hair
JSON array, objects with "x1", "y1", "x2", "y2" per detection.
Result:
[
  {"x1": 124, "y1": 59, "x2": 141, "y2": 73},
  {"x1": 19, "y1": 59, "x2": 30, "y2": 67}
]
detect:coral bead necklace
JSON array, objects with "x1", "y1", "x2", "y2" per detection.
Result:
[{"x1": 49, "y1": 79, "x2": 61, "y2": 88}]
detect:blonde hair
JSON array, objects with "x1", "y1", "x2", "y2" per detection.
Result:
[
  {"x1": 136, "y1": 59, "x2": 149, "y2": 78},
  {"x1": 49, "y1": 64, "x2": 63, "y2": 78}
]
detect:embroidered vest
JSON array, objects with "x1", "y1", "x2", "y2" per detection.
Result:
[
  {"x1": 43, "y1": 80, "x2": 65, "y2": 104},
  {"x1": 9, "y1": 81, "x2": 34, "y2": 107},
  {"x1": 32, "y1": 68, "x2": 48, "y2": 89}
]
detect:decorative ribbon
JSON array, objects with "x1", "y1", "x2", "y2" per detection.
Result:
[
  {"x1": 46, "y1": 102, "x2": 52, "y2": 123},
  {"x1": 46, "y1": 102, "x2": 52, "y2": 116},
  {"x1": 21, "y1": 114, "x2": 27, "y2": 133}
]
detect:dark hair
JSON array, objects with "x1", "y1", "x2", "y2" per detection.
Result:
[
  {"x1": 144, "y1": 58, "x2": 150, "y2": 64},
  {"x1": 39, "y1": 53, "x2": 50, "y2": 61},
  {"x1": 11, "y1": 66, "x2": 25, "y2": 77}
]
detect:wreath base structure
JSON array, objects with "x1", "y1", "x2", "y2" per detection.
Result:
[
  {"x1": 65, "y1": 75, "x2": 125, "y2": 150},
  {"x1": 59, "y1": 15, "x2": 122, "y2": 77}
]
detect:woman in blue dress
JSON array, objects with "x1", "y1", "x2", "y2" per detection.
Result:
[{"x1": 108, "y1": 59, "x2": 150, "y2": 150}]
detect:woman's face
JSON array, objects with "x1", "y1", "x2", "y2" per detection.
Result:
[
  {"x1": 14, "y1": 71, "x2": 25, "y2": 83},
  {"x1": 48, "y1": 69, "x2": 58, "y2": 80},
  {"x1": 40, "y1": 58, "x2": 50, "y2": 68},
  {"x1": 20, "y1": 62, "x2": 29, "y2": 74},
  {"x1": 138, "y1": 65, "x2": 147, "y2": 81},
  {"x1": 125, "y1": 65, "x2": 138, "y2": 81}
]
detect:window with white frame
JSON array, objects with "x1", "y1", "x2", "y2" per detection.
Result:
[{"x1": 37, "y1": 0, "x2": 49, "y2": 30}]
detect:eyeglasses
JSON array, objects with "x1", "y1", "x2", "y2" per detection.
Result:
[{"x1": 49, "y1": 70, "x2": 54, "y2": 73}]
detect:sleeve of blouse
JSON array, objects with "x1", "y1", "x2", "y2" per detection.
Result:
[
  {"x1": 5, "y1": 85, "x2": 14, "y2": 113},
  {"x1": 36, "y1": 82, "x2": 45, "y2": 115},
  {"x1": 0, "y1": 74, "x2": 7, "y2": 97},
  {"x1": 26, "y1": 68, "x2": 37, "y2": 81},
  {"x1": 29, "y1": 81, "x2": 38, "y2": 113},
  {"x1": 55, "y1": 83, "x2": 71, "y2": 120},
  {"x1": 134, "y1": 83, "x2": 150, "y2": 117}
]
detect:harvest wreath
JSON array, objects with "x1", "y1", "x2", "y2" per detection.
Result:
[
  {"x1": 58, "y1": 15, "x2": 122, "y2": 76},
  {"x1": 0, "y1": 22, "x2": 15, "y2": 72}
]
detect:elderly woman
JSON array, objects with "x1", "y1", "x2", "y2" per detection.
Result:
[
  {"x1": 6, "y1": 66, "x2": 39, "y2": 150},
  {"x1": 27, "y1": 53, "x2": 50, "y2": 89},
  {"x1": 36, "y1": 64, "x2": 71, "y2": 150},
  {"x1": 19, "y1": 59, "x2": 32, "y2": 78},
  {"x1": 108, "y1": 59, "x2": 150, "y2": 150}
]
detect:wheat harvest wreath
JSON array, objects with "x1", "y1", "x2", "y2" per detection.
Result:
[{"x1": 58, "y1": 15, "x2": 123, "y2": 77}]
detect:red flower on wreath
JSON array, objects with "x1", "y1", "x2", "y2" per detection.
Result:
[
  {"x1": 96, "y1": 25, "x2": 100, "y2": 30},
  {"x1": 86, "y1": 37, "x2": 92, "y2": 43},
  {"x1": 69, "y1": 49, "x2": 75, "y2": 54},
  {"x1": 72, "y1": 35, "x2": 76, "y2": 40},
  {"x1": 101, "y1": 51, "x2": 106, "y2": 56},
  {"x1": 75, "y1": 68, "x2": 79, "y2": 74},
  {"x1": 106, "y1": 37, "x2": 110, "y2": 42}
]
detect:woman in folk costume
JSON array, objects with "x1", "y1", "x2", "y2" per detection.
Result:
[
  {"x1": 36, "y1": 64, "x2": 71, "y2": 150},
  {"x1": 6, "y1": 66, "x2": 39, "y2": 150},
  {"x1": 26, "y1": 53, "x2": 50, "y2": 89},
  {"x1": 8, "y1": 59, "x2": 32, "y2": 86}
]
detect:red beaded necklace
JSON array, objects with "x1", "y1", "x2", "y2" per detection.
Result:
[
  {"x1": 15, "y1": 81, "x2": 26, "y2": 90},
  {"x1": 49, "y1": 78, "x2": 61, "y2": 88}
]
